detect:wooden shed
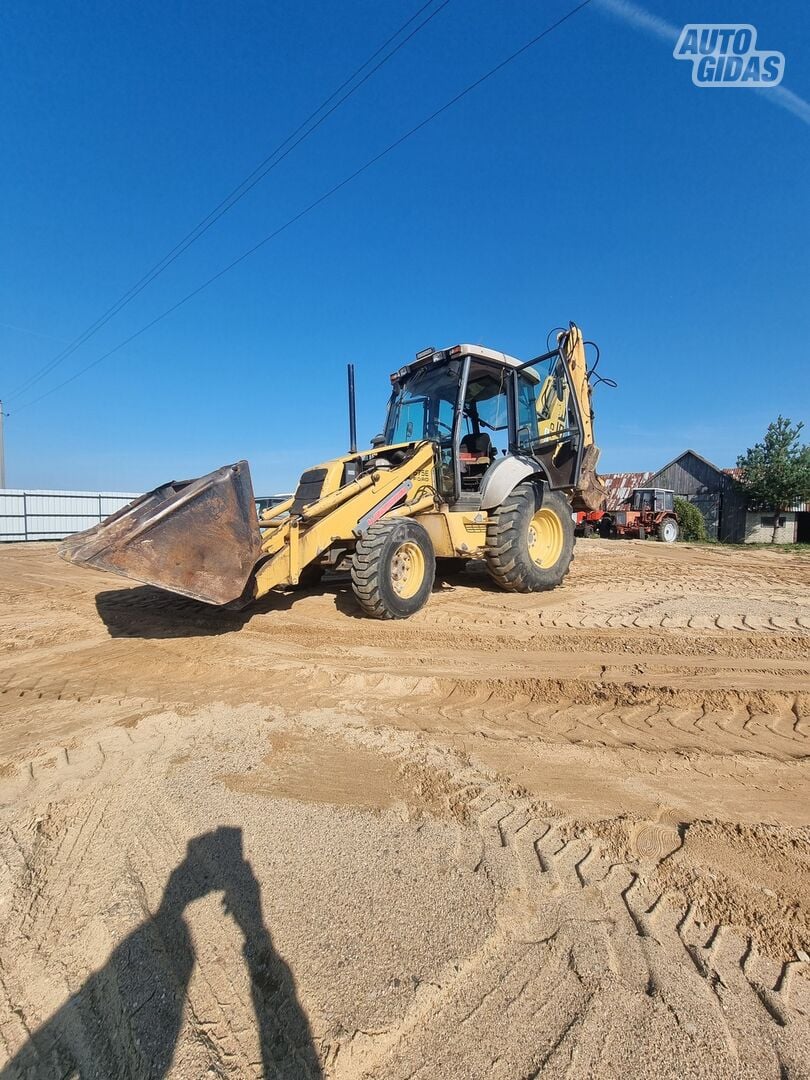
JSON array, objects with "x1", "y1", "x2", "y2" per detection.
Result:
[{"x1": 646, "y1": 450, "x2": 747, "y2": 541}]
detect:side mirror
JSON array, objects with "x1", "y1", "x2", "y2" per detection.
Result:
[{"x1": 370, "y1": 433, "x2": 386, "y2": 448}]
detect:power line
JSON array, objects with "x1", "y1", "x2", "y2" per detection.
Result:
[
  {"x1": 11, "y1": 0, "x2": 593, "y2": 417},
  {"x1": 7, "y1": 0, "x2": 448, "y2": 400},
  {"x1": 5, "y1": 0, "x2": 452, "y2": 402}
]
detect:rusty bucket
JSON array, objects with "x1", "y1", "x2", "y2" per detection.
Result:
[
  {"x1": 58, "y1": 461, "x2": 263, "y2": 605},
  {"x1": 572, "y1": 443, "x2": 608, "y2": 513}
]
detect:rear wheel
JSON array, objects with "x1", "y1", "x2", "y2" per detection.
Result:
[
  {"x1": 351, "y1": 518, "x2": 435, "y2": 619},
  {"x1": 658, "y1": 517, "x2": 679, "y2": 543},
  {"x1": 485, "y1": 484, "x2": 574, "y2": 592}
]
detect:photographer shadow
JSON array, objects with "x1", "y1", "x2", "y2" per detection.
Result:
[{"x1": 0, "y1": 827, "x2": 321, "y2": 1079}]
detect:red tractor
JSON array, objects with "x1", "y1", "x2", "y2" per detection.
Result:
[{"x1": 578, "y1": 488, "x2": 680, "y2": 543}]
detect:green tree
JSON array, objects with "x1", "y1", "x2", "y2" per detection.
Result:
[
  {"x1": 736, "y1": 417, "x2": 810, "y2": 543},
  {"x1": 674, "y1": 497, "x2": 708, "y2": 542}
]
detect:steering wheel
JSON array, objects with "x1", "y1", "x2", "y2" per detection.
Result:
[{"x1": 431, "y1": 419, "x2": 453, "y2": 437}]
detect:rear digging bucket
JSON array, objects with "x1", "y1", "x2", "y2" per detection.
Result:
[
  {"x1": 573, "y1": 444, "x2": 608, "y2": 513},
  {"x1": 59, "y1": 461, "x2": 263, "y2": 605}
]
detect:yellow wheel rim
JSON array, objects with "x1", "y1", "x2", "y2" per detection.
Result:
[
  {"x1": 527, "y1": 507, "x2": 564, "y2": 569},
  {"x1": 390, "y1": 540, "x2": 425, "y2": 599}
]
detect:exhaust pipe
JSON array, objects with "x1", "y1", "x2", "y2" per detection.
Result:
[{"x1": 347, "y1": 363, "x2": 357, "y2": 455}]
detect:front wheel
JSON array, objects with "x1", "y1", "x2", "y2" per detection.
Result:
[
  {"x1": 351, "y1": 518, "x2": 436, "y2": 619},
  {"x1": 658, "y1": 517, "x2": 679, "y2": 543},
  {"x1": 485, "y1": 484, "x2": 574, "y2": 593}
]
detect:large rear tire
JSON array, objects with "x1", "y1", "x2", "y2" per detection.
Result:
[
  {"x1": 658, "y1": 517, "x2": 679, "y2": 543},
  {"x1": 485, "y1": 484, "x2": 574, "y2": 593},
  {"x1": 351, "y1": 518, "x2": 435, "y2": 619}
]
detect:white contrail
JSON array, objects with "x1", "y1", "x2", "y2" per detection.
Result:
[
  {"x1": 594, "y1": 0, "x2": 810, "y2": 126},
  {"x1": 764, "y1": 85, "x2": 810, "y2": 126},
  {"x1": 596, "y1": 0, "x2": 677, "y2": 43}
]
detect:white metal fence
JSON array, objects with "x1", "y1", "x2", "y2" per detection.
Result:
[{"x1": 0, "y1": 489, "x2": 140, "y2": 542}]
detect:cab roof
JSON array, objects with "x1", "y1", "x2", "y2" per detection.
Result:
[
  {"x1": 447, "y1": 344, "x2": 525, "y2": 368},
  {"x1": 391, "y1": 343, "x2": 535, "y2": 383}
]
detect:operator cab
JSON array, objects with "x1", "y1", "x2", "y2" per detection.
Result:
[
  {"x1": 384, "y1": 342, "x2": 584, "y2": 507},
  {"x1": 631, "y1": 488, "x2": 675, "y2": 513}
]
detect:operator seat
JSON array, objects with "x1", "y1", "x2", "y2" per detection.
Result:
[
  {"x1": 460, "y1": 433, "x2": 492, "y2": 461},
  {"x1": 459, "y1": 433, "x2": 493, "y2": 491}
]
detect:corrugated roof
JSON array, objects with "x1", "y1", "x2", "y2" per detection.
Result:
[{"x1": 599, "y1": 472, "x2": 653, "y2": 510}]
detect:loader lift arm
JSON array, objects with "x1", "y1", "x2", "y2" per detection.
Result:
[{"x1": 251, "y1": 441, "x2": 436, "y2": 600}]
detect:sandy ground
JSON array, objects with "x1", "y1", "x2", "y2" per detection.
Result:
[{"x1": 0, "y1": 538, "x2": 808, "y2": 1078}]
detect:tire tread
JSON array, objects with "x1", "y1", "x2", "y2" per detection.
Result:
[
  {"x1": 485, "y1": 484, "x2": 574, "y2": 593},
  {"x1": 351, "y1": 518, "x2": 434, "y2": 619}
]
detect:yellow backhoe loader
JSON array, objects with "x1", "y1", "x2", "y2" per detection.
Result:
[{"x1": 60, "y1": 323, "x2": 608, "y2": 619}]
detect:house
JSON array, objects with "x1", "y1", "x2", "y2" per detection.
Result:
[
  {"x1": 600, "y1": 450, "x2": 809, "y2": 544},
  {"x1": 719, "y1": 467, "x2": 808, "y2": 544}
]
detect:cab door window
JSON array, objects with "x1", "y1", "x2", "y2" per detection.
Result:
[
  {"x1": 459, "y1": 363, "x2": 510, "y2": 492},
  {"x1": 516, "y1": 375, "x2": 539, "y2": 451}
]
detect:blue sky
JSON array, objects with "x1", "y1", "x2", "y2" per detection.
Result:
[{"x1": 1, "y1": 0, "x2": 808, "y2": 494}]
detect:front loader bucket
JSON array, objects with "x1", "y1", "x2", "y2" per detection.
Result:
[{"x1": 59, "y1": 461, "x2": 263, "y2": 605}]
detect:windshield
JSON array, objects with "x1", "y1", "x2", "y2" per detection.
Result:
[
  {"x1": 633, "y1": 490, "x2": 674, "y2": 512},
  {"x1": 384, "y1": 361, "x2": 462, "y2": 444}
]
